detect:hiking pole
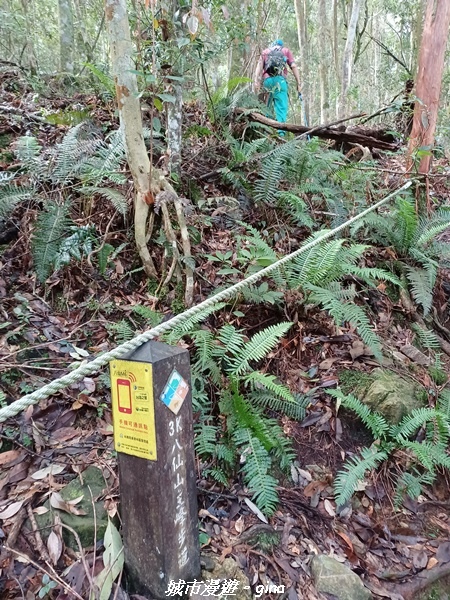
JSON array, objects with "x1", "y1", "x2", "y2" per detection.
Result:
[{"x1": 298, "y1": 93, "x2": 310, "y2": 140}]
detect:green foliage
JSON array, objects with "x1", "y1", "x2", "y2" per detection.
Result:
[
  {"x1": 329, "y1": 389, "x2": 450, "y2": 507},
  {"x1": 32, "y1": 201, "x2": 72, "y2": 282},
  {"x1": 334, "y1": 446, "x2": 389, "y2": 506},
  {"x1": 84, "y1": 63, "x2": 116, "y2": 97},
  {"x1": 351, "y1": 193, "x2": 450, "y2": 315},
  {"x1": 106, "y1": 320, "x2": 135, "y2": 344},
  {"x1": 1, "y1": 125, "x2": 131, "y2": 281},
  {"x1": 412, "y1": 324, "x2": 441, "y2": 350},
  {"x1": 172, "y1": 319, "x2": 297, "y2": 515}
]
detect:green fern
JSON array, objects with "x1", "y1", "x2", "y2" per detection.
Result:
[
  {"x1": 328, "y1": 389, "x2": 389, "y2": 439},
  {"x1": 132, "y1": 305, "x2": 163, "y2": 327},
  {"x1": 393, "y1": 407, "x2": 444, "y2": 441},
  {"x1": 15, "y1": 135, "x2": 42, "y2": 166},
  {"x1": 0, "y1": 184, "x2": 34, "y2": 218},
  {"x1": 229, "y1": 322, "x2": 292, "y2": 376},
  {"x1": 32, "y1": 201, "x2": 71, "y2": 282},
  {"x1": 80, "y1": 186, "x2": 127, "y2": 215},
  {"x1": 404, "y1": 265, "x2": 435, "y2": 316},
  {"x1": 250, "y1": 391, "x2": 308, "y2": 420},
  {"x1": 84, "y1": 62, "x2": 116, "y2": 96},
  {"x1": 243, "y1": 371, "x2": 295, "y2": 402},
  {"x1": 437, "y1": 390, "x2": 450, "y2": 420},
  {"x1": 412, "y1": 324, "x2": 441, "y2": 350},
  {"x1": 306, "y1": 284, "x2": 382, "y2": 359},
  {"x1": 106, "y1": 320, "x2": 134, "y2": 343},
  {"x1": 334, "y1": 446, "x2": 389, "y2": 507},
  {"x1": 164, "y1": 302, "x2": 227, "y2": 343},
  {"x1": 233, "y1": 427, "x2": 279, "y2": 515}
]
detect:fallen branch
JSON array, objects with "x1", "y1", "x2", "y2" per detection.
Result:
[
  {"x1": 235, "y1": 109, "x2": 400, "y2": 151},
  {"x1": 385, "y1": 563, "x2": 450, "y2": 600}
]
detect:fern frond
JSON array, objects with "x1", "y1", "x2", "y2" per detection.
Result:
[
  {"x1": 344, "y1": 265, "x2": 402, "y2": 288},
  {"x1": 203, "y1": 466, "x2": 229, "y2": 486},
  {"x1": 0, "y1": 184, "x2": 34, "y2": 218},
  {"x1": 243, "y1": 371, "x2": 295, "y2": 401},
  {"x1": 230, "y1": 322, "x2": 292, "y2": 376},
  {"x1": 411, "y1": 324, "x2": 440, "y2": 350},
  {"x1": 80, "y1": 186, "x2": 128, "y2": 215},
  {"x1": 15, "y1": 135, "x2": 42, "y2": 166},
  {"x1": 107, "y1": 320, "x2": 135, "y2": 343},
  {"x1": 306, "y1": 284, "x2": 382, "y2": 359},
  {"x1": 164, "y1": 302, "x2": 227, "y2": 343},
  {"x1": 394, "y1": 471, "x2": 427, "y2": 506},
  {"x1": 437, "y1": 390, "x2": 450, "y2": 420},
  {"x1": 328, "y1": 389, "x2": 389, "y2": 438},
  {"x1": 215, "y1": 325, "x2": 246, "y2": 363},
  {"x1": 250, "y1": 390, "x2": 308, "y2": 420},
  {"x1": 393, "y1": 407, "x2": 443, "y2": 441},
  {"x1": 233, "y1": 427, "x2": 278, "y2": 515},
  {"x1": 241, "y1": 282, "x2": 283, "y2": 305},
  {"x1": 394, "y1": 195, "x2": 418, "y2": 252},
  {"x1": 403, "y1": 440, "x2": 450, "y2": 471},
  {"x1": 194, "y1": 423, "x2": 219, "y2": 457},
  {"x1": 334, "y1": 446, "x2": 388, "y2": 506},
  {"x1": 32, "y1": 201, "x2": 71, "y2": 282},
  {"x1": 404, "y1": 265, "x2": 435, "y2": 316}
]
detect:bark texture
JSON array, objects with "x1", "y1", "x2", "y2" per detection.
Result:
[
  {"x1": 339, "y1": 0, "x2": 363, "y2": 118},
  {"x1": 407, "y1": 0, "x2": 450, "y2": 174},
  {"x1": 105, "y1": 0, "x2": 157, "y2": 278},
  {"x1": 58, "y1": 0, "x2": 74, "y2": 72}
]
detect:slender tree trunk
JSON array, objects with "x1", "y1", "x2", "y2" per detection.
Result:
[
  {"x1": 167, "y1": 84, "x2": 183, "y2": 176},
  {"x1": 338, "y1": 0, "x2": 363, "y2": 118},
  {"x1": 105, "y1": 0, "x2": 157, "y2": 278},
  {"x1": 58, "y1": 0, "x2": 74, "y2": 73},
  {"x1": 407, "y1": 0, "x2": 450, "y2": 174},
  {"x1": 294, "y1": 0, "x2": 309, "y2": 124},
  {"x1": 20, "y1": 0, "x2": 38, "y2": 73},
  {"x1": 105, "y1": 0, "x2": 194, "y2": 304},
  {"x1": 318, "y1": 0, "x2": 329, "y2": 123},
  {"x1": 332, "y1": 0, "x2": 340, "y2": 117}
]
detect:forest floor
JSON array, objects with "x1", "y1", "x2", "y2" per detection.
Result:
[{"x1": 1, "y1": 68, "x2": 450, "y2": 600}]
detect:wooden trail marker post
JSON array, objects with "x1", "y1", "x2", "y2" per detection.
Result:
[{"x1": 110, "y1": 341, "x2": 201, "y2": 598}]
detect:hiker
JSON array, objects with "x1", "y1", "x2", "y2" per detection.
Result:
[{"x1": 253, "y1": 40, "x2": 302, "y2": 127}]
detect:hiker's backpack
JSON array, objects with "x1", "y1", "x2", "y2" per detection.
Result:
[{"x1": 264, "y1": 47, "x2": 287, "y2": 77}]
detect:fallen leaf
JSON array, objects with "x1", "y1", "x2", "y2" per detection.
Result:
[
  {"x1": 31, "y1": 464, "x2": 65, "y2": 480},
  {"x1": 323, "y1": 499, "x2": 336, "y2": 517},
  {"x1": 349, "y1": 340, "x2": 365, "y2": 360},
  {"x1": 319, "y1": 357, "x2": 336, "y2": 370},
  {"x1": 412, "y1": 549, "x2": 428, "y2": 569},
  {"x1": 427, "y1": 557, "x2": 439, "y2": 569},
  {"x1": 243, "y1": 497, "x2": 268, "y2": 524},
  {"x1": 0, "y1": 450, "x2": 24, "y2": 467},
  {"x1": 50, "y1": 492, "x2": 86, "y2": 515},
  {"x1": 436, "y1": 541, "x2": 450, "y2": 564},
  {"x1": 234, "y1": 516, "x2": 245, "y2": 534},
  {"x1": 303, "y1": 480, "x2": 327, "y2": 498},
  {"x1": 33, "y1": 506, "x2": 49, "y2": 515},
  {"x1": 0, "y1": 500, "x2": 24, "y2": 520},
  {"x1": 47, "y1": 530, "x2": 63, "y2": 565}
]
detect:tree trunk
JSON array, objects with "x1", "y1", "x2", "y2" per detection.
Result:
[
  {"x1": 294, "y1": 0, "x2": 309, "y2": 124},
  {"x1": 105, "y1": 0, "x2": 194, "y2": 305},
  {"x1": 105, "y1": 0, "x2": 157, "y2": 278},
  {"x1": 20, "y1": 0, "x2": 38, "y2": 73},
  {"x1": 167, "y1": 84, "x2": 183, "y2": 176},
  {"x1": 407, "y1": 0, "x2": 450, "y2": 174},
  {"x1": 58, "y1": 0, "x2": 74, "y2": 73},
  {"x1": 338, "y1": 0, "x2": 363, "y2": 118},
  {"x1": 318, "y1": 0, "x2": 329, "y2": 123}
]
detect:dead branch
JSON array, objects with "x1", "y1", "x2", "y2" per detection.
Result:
[{"x1": 235, "y1": 109, "x2": 400, "y2": 151}]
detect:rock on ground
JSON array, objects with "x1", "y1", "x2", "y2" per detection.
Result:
[{"x1": 310, "y1": 554, "x2": 372, "y2": 600}]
